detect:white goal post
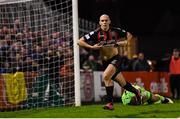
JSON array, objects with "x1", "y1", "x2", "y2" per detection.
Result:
[
  {"x1": 72, "y1": 0, "x2": 81, "y2": 106},
  {"x1": 0, "y1": 0, "x2": 80, "y2": 111}
]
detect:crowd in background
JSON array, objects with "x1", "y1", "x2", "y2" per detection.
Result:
[
  {"x1": 0, "y1": 18, "x2": 75, "y2": 105},
  {"x1": 79, "y1": 47, "x2": 180, "y2": 100},
  {"x1": 80, "y1": 47, "x2": 164, "y2": 72},
  {"x1": 0, "y1": 18, "x2": 179, "y2": 104},
  {"x1": 0, "y1": 18, "x2": 74, "y2": 74}
]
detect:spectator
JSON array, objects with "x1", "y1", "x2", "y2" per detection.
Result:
[
  {"x1": 59, "y1": 48, "x2": 74, "y2": 104},
  {"x1": 0, "y1": 62, "x2": 13, "y2": 73},
  {"x1": 41, "y1": 35, "x2": 50, "y2": 52},
  {"x1": 31, "y1": 45, "x2": 43, "y2": 65},
  {"x1": 120, "y1": 51, "x2": 130, "y2": 71},
  {"x1": 79, "y1": 48, "x2": 89, "y2": 69},
  {"x1": 45, "y1": 49, "x2": 61, "y2": 106},
  {"x1": 22, "y1": 56, "x2": 39, "y2": 72},
  {"x1": 128, "y1": 54, "x2": 138, "y2": 71},
  {"x1": 169, "y1": 48, "x2": 180, "y2": 99},
  {"x1": 14, "y1": 18, "x2": 22, "y2": 33},
  {"x1": 82, "y1": 54, "x2": 103, "y2": 71},
  {"x1": 12, "y1": 53, "x2": 23, "y2": 72},
  {"x1": 132, "y1": 52, "x2": 150, "y2": 71},
  {"x1": 2, "y1": 25, "x2": 10, "y2": 35}
]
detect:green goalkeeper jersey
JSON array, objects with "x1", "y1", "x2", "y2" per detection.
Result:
[{"x1": 121, "y1": 84, "x2": 151, "y2": 105}]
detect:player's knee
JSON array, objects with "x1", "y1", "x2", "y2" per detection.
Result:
[{"x1": 103, "y1": 73, "x2": 111, "y2": 82}]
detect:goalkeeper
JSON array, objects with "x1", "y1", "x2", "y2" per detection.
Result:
[{"x1": 121, "y1": 84, "x2": 174, "y2": 105}]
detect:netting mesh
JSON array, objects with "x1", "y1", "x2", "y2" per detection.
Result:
[{"x1": 0, "y1": 0, "x2": 75, "y2": 111}]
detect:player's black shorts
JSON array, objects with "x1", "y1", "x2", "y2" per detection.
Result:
[{"x1": 102, "y1": 55, "x2": 123, "y2": 80}]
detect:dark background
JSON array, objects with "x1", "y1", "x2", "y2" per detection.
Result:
[{"x1": 78, "y1": 0, "x2": 180, "y2": 60}]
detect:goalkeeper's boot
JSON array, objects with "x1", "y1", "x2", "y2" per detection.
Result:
[
  {"x1": 135, "y1": 90, "x2": 142, "y2": 105},
  {"x1": 103, "y1": 102, "x2": 114, "y2": 110},
  {"x1": 162, "y1": 98, "x2": 174, "y2": 104}
]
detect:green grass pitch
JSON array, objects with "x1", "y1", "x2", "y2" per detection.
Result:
[{"x1": 0, "y1": 100, "x2": 180, "y2": 118}]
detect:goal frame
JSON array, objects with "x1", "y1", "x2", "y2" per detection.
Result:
[{"x1": 72, "y1": 0, "x2": 81, "y2": 106}]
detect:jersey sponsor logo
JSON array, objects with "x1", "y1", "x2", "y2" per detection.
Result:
[
  {"x1": 117, "y1": 28, "x2": 126, "y2": 33},
  {"x1": 122, "y1": 29, "x2": 126, "y2": 33},
  {"x1": 85, "y1": 31, "x2": 94, "y2": 40},
  {"x1": 111, "y1": 59, "x2": 117, "y2": 65},
  {"x1": 117, "y1": 28, "x2": 121, "y2": 30},
  {"x1": 90, "y1": 31, "x2": 94, "y2": 35},
  {"x1": 85, "y1": 34, "x2": 90, "y2": 40}
]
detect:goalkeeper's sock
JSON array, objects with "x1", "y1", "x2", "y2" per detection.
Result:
[{"x1": 105, "y1": 86, "x2": 114, "y2": 103}]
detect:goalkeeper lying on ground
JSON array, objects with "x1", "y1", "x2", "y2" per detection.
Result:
[{"x1": 121, "y1": 84, "x2": 174, "y2": 105}]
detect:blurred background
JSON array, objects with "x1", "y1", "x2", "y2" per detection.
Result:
[
  {"x1": 78, "y1": 0, "x2": 180, "y2": 60},
  {"x1": 0, "y1": 0, "x2": 179, "y2": 110}
]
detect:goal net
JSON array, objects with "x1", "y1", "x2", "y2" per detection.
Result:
[{"x1": 0, "y1": 0, "x2": 78, "y2": 111}]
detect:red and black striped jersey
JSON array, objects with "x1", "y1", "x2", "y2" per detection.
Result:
[{"x1": 83, "y1": 27, "x2": 127, "y2": 46}]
